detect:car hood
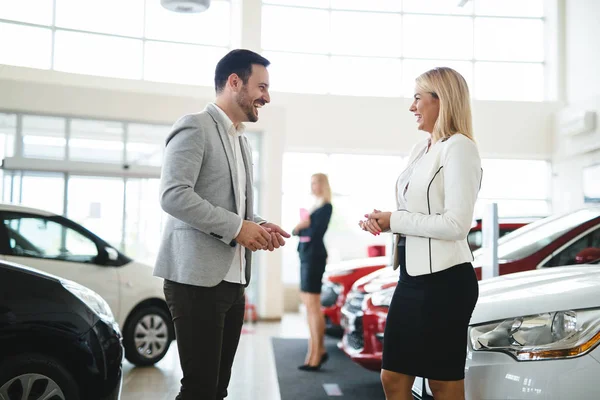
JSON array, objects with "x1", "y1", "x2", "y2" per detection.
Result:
[
  {"x1": 352, "y1": 266, "x2": 398, "y2": 293},
  {"x1": 324, "y1": 256, "x2": 389, "y2": 276},
  {"x1": 471, "y1": 265, "x2": 600, "y2": 325}
]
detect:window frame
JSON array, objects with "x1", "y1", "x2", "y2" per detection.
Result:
[{"x1": 260, "y1": 1, "x2": 547, "y2": 100}]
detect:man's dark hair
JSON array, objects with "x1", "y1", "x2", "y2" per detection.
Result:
[{"x1": 214, "y1": 49, "x2": 270, "y2": 94}]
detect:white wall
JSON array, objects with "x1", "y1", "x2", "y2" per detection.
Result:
[
  {"x1": 1, "y1": 64, "x2": 560, "y2": 318},
  {"x1": 552, "y1": 0, "x2": 600, "y2": 213}
]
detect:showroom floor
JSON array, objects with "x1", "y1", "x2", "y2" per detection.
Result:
[{"x1": 121, "y1": 314, "x2": 310, "y2": 400}]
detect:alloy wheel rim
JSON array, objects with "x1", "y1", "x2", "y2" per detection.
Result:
[
  {"x1": 0, "y1": 373, "x2": 65, "y2": 400},
  {"x1": 134, "y1": 313, "x2": 169, "y2": 359}
]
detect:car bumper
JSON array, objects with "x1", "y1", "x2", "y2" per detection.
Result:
[
  {"x1": 340, "y1": 303, "x2": 385, "y2": 372},
  {"x1": 412, "y1": 347, "x2": 600, "y2": 399},
  {"x1": 88, "y1": 320, "x2": 124, "y2": 400}
]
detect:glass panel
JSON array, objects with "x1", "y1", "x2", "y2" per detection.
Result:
[
  {"x1": 245, "y1": 132, "x2": 262, "y2": 184},
  {"x1": 281, "y1": 152, "x2": 329, "y2": 284},
  {"x1": 330, "y1": 0, "x2": 401, "y2": 12},
  {"x1": 55, "y1": 0, "x2": 144, "y2": 37},
  {"x1": 19, "y1": 172, "x2": 65, "y2": 215},
  {"x1": 22, "y1": 115, "x2": 67, "y2": 160},
  {"x1": 475, "y1": 0, "x2": 544, "y2": 17},
  {"x1": 67, "y1": 176, "x2": 124, "y2": 248},
  {"x1": 0, "y1": 0, "x2": 53, "y2": 25},
  {"x1": 475, "y1": 62, "x2": 544, "y2": 101},
  {"x1": 4, "y1": 216, "x2": 97, "y2": 261},
  {"x1": 402, "y1": 59, "x2": 473, "y2": 97},
  {"x1": 54, "y1": 30, "x2": 143, "y2": 79},
  {"x1": 330, "y1": 11, "x2": 401, "y2": 57},
  {"x1": 69, "y1": 119, "x2": 124, "y2": 163},
  {"x1": 263, "y1": 0, "x2": 329, "y2": 8},
  {"x1": 124, "y1": 178, "x2": 163, "y2": 263},
  {"x1": 475, "y1": 18, "x2": 544, "y2": 62},
  {"x1": 0, "y1": 113, "x2": 16, "y2": 158},
  {"x1": 330, "y1": 56, "x2": 402, "y2": 97},
  {"x1": 583, "y1": 164, "x2": 600, "y2": 203},
  {"x1": 262, "y1": 5, "x2": 329, "y2": 53},
  {"x1": 126, "y1": 123, "x2": 169, "y2": 167},
  {"x1": 0, "y1": 23, "x2": 52, "y2": 69},
  {"x1": 263, "y1": 51, "x2": 329, "y2": 94},
  {"x1": 543, "y1": 229, "x2": 600, "y2": 267},
  {"x1": 402, "y1": 15, "x2": 473, "y2": 59},
  {"x1": 403, "y1": 0, "x2": 472, "y2": 15},
  {"x1": 479, "y1": 159, "x2": 550, "y2": 200},
  {"x1": 145, "y1": 0, "x2": 230, "y2": 46},
  {"x1": 144, "y1": 41, "x2": 228, "y2": 86}
]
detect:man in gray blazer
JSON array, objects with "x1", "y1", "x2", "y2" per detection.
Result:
[{"x1": 154, "y1": 49, "x2": 290, "y2": 400}]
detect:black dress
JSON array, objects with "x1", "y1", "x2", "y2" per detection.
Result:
[
  {"x1": 296, "y1": 203, "x2": 333, "y2": 294},
  {"x1": 381, "y1": 237, "x2": 479, "y2": 381}
]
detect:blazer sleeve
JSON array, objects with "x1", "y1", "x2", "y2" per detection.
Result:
[
  {"x1": 299, "y1": 204, "x2": 333, "y2": 240},
  {"x1": 390, "y1": 137, "x2": 482, "y2": 241},
  {"x1": 159, "y1": 115, "x2": 242, "y2": 245}
]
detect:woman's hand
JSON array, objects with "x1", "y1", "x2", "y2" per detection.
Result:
[
  {"x1": 358, "y1": 209, "x2": 385, "y2": 235},
  {"x1": 367, "y1": 211, "x2": 391, "y2": 232}
]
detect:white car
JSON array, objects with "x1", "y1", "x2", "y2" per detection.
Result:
[
  {"x1": 0, "y1": 203, "x2": 174, "y2": 366},
  {"x1": 412, "y1": 262, "x2": 600, "y2": 399}
]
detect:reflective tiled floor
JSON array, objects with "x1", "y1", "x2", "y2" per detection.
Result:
[{"x1": 121, "y1": 313, "x2": 310, "y2": 400}]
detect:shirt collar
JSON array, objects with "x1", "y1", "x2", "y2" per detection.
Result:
[{"x1": 213, "y1": 103, "x2": 245, "y2": 138}]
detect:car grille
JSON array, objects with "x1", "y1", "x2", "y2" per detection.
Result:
[
  {"x1": 345, "y1": 291, "x2": 365, "y2": 314},
  {"x1": 320, "y1": 283, "x2": 339, "y2": 307},
  {"x1": 347, "y1": 316, "x2": 364, "y2": 350}
]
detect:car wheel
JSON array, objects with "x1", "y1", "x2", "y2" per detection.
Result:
[
  {"x1": 0, "y1": 353, "x2": 79, "y2": 400},
  {"x1": 124, "y1": 305, "x2": 173, "y2": 366}
]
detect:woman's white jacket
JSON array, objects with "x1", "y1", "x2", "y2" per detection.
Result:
[{"x1": 391, "y1": 133, "x2": 482, "y2": 276}]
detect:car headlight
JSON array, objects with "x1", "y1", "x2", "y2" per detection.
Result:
[
  {"x1": 62, "y1": 279, "x2": 116, "y2": 324},
  {"x1": 469, "y1": 309, "x2": 600, "y2": 361},
  {"x1": 370, "y1": 288, "x2": 395, "y2": 308}
]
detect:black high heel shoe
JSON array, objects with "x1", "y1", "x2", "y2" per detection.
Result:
[{"x1": 297, "y1": 353, "x2": 329, "y2": 371}]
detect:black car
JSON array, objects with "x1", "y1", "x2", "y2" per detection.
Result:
[{"x1": 0, "y1": 260, "x2": 123, "y2": 400}]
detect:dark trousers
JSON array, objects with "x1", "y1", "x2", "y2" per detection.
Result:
[{"x1": 163, "y1": 279, "x2": 245, "y2": 400}]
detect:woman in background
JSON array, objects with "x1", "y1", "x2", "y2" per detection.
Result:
[{"x1": 292, "y1": 173, "x2": 333, "y2": 371}]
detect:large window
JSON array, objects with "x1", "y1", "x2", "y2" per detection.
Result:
[
  {"x1": 281, "y1": 152, "x2": 552, "y2": 284},
  {"x1": 281, "y1": 152, "x2": 406, "y2": 284},
  {"x1": 0, "y1": 112, "x2": 264, "y2": 267},
  {"x1": 476, "y1": 159, "x2": 552, "y2": 218},
  {"x1": 0, "y1": 0, "x2": 231, "y2": 85},
  {"x1": 262, "y1": 0, "x2": 545, "y2": 100}
]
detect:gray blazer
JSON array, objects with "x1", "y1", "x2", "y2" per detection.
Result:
[{"x1": 154, "y1": 103, "x2": 265, "y2": 287}]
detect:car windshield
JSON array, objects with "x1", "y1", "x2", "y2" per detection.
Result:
[{"x1": 474, "y1": 208, "x2": 600, "y2": 262}]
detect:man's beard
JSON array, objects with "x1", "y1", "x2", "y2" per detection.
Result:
[{"x1": 236, "y1": 86, "x2": 258, "y2": 123}]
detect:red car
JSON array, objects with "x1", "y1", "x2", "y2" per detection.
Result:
[
  {"x1": 322, "y1": 219, "x2": 532, "y2": 337},
  {"x1": 321, "y1": 256, "x2": 388, "y2": 337},
  {"x1": 341, "y1": 208, "x2": 600, "y2": 371}
]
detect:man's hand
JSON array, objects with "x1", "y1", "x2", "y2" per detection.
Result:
[
  {"x1": 261, "y1": 222, "x2": 291, "y2": 251},
  {"x1": 236, "y1": 221, "x2": 272, "y2": 251}
]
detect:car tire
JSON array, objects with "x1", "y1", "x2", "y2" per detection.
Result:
[
  {"x1": 0, "y1": 353, "x2": 80, "y2": 400},
  {"x1": 123, "y1": 305, "x2": 173, "y2": 366}
]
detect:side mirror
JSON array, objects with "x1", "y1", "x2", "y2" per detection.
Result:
[
  {"x1": 575, "y1": 247, "x2": 600, "y2": 264},
  {"x1": 95, "y1": 247, "x2": 119, "y2": 265}
]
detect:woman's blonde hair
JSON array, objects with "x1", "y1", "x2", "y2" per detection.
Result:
[
  {"x1": 312, "y1": 173, "x2": 332, "y2": 203},
  {"x1": 415, "y1": 67, "x2": 474, "y2": 143}
]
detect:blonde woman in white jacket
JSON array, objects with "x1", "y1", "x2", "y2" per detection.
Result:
[{"x1": 360, "y1": 67, "x2": 482, "y2": 400}]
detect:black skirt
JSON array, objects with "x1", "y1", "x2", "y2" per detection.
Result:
[
  {"x1": 381, "y1": 238, "x2": 479, "y2": 381},
  {"x1": 300, "y1": 257, "x2": 327, "y2": 294}
]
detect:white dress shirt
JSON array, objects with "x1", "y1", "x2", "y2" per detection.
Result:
[{"x1": 213, "y1": 104, "x2": 247, "y2": 285}]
